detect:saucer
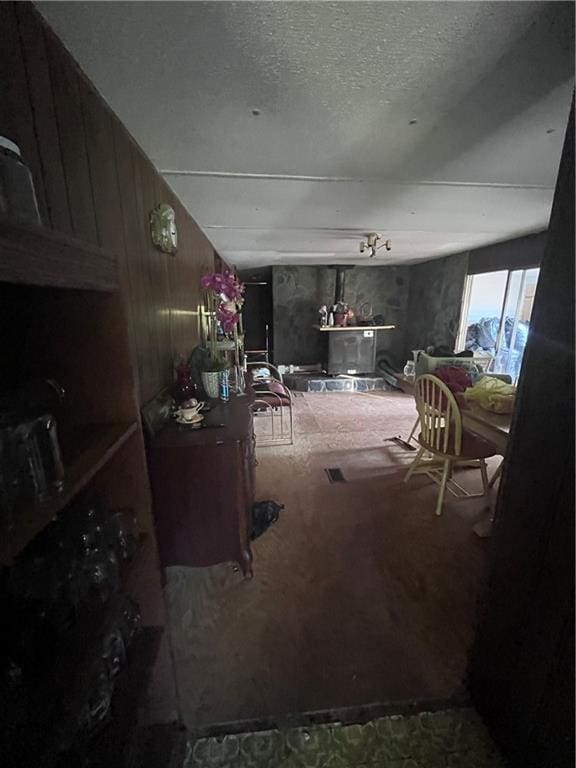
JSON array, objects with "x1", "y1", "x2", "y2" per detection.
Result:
[{"x1": 175, "y1": 413, "x2": 204, "y2": 425}]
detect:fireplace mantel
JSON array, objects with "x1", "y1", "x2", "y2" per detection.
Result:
[{"x1": 313, "y1": 325, "x2": 395, "y2": 331}]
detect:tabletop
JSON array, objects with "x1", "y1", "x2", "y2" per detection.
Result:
[
  {"x1": 150, "y1": 392, "x2": 254, "y2": 448},
  {"x1": 462, "y1": 399, "x2": 511, "y2": 435},
  {"x1": 395, "y1": 373, "x2": 512, "y2": 453}
]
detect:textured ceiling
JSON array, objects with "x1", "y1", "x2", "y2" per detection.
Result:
[{"x1": 38, "y1": 1, "x2": 574, "y2": 267}]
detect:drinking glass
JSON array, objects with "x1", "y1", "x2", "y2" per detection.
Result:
[{"x1": 403, "y1": 360, "x2": 416, "y2": 379}]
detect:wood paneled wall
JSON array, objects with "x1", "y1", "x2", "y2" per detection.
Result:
[{"x1": 1, "y1": 2, "x2": 215, "y2": 404}]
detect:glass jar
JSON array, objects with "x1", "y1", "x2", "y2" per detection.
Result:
[
  {"x1": 403, "y1": 360, "x2": 416, "y2": 379},
  {"x1": 0, "y1": 136, "x2": 41, "y2": 225}
]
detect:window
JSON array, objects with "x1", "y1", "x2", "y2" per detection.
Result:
[{"x1": 456, "y1": 268, "x2": 540, "y2": 383}]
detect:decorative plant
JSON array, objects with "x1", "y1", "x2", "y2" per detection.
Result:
[
  {"x1": 200, "y1": 269, "x2": 245, "y2": 361},
  {"x1": 201, "y1": 352, "x2": 230, "y2": 373},
  {"x1": 216, "y1": 304, "x2": 241, "y2": 334},
  {"x1": 201, "y1": 270, "x2": 243, "y2": 300}
]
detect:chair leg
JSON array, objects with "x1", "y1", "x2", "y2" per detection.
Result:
[
  {"x1": 288, "y1": 401, "x2": 294, "y2": 445},
  {"x1": 488, "y1": 460, "x2": 503, "y2": 489},
  {"x1": 479, "y1": 458, "x2": 490, "y2": 495},
  {"x1": 404, "y1": 447, "x2": 424, "y2": 482},
  {"x1": 435, "y1": 459, "x2": 452, "y2": 516},
  {"x1": 407, "y1": 416, "x2": 419, "y2": 443}
]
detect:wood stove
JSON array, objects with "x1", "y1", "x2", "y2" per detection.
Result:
[{"x1": 320, "y1": 266, "x2": 395, "y2": 375}]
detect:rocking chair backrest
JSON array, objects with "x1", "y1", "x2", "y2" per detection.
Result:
[{"x1": 414, "y1": 374, "x2": 463, "y2": 456}]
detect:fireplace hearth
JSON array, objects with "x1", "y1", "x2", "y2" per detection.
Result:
[{"x1": 284, "y1": 372, "x2": 390, "y2": 392}]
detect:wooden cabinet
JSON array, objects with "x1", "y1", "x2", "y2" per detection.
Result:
[
  {"x1": 148, "y1": 396, "x2": 255, "y2": 578},
  {"x1": 0, "y1": 223, "x2": 153, "y2": 566},
  {"x1": 0, "y1": 218, "x2": 174, "y2": 729},
  {"x1": 0, "y1": 0, "x2": 213, "y2": 733}
]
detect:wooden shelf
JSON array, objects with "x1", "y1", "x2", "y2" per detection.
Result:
[
  {"x1": 0, "y1": 217, "x2": 118, "y2": 291},
  {"x1": 212, "y1": 339, "x2": 237, "y2": 350},
  {"x1": 0, "y1": 421, "x2": 138, "y2": 565},
  {"x1": 211, "y1": 334, "x2": 245, "y2": 351}
]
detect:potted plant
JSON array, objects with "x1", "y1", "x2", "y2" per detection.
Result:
[
  {"x1": 200, "y1": 270, "x2": 245, "y2": 397},
  {"x1": 200, "y1": 353, "x2": 229, "y2": 399}
]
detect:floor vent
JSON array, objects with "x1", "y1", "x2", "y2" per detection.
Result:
[{"x1": 325, "y1": 467, "x2": 346, "y2": 483}]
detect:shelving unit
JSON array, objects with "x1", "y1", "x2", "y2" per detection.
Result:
[
  {"x1": 212, "y1": 336, "x2": 243, "y2": 351},
  {"x1": 0, "y1": 221, "x2": 169, "y2": 723},
  {"x1": 201, "y1": 295, "x2": 246, "y2": 382},
  {"x1": 0, "y1": 421, "x2": 137, "y2": 565},
  {"x1": 1, "y1": 0, "x2": 189, "y2": 743},
  {"x1": 0, "y1": 217, "x2": 119, "y2": 291}
]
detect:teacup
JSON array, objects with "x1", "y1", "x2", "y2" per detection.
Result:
[
  {"x1": 177, "y1": 402, "x2": 205, "y2": 421},
  {"x1": 181, "y1": 398, "x2": 201, "y2": 409}
]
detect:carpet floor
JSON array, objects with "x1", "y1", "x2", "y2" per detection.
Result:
[{"x1": 166, "y1": 392, "x2": 496, "y2": 729}]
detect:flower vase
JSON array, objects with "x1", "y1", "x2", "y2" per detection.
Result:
[
  {"x1": 173, "y1": 363, "x2": 196, "y2": 404},
  {"x1": 201, "y1": 371, "x2": 221, "y2": 399},
  {"x1": 334, "y1": 312, "x2": 348, "y2": 327}
]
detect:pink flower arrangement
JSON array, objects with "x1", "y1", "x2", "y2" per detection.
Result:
[
  {"x1": 201, "y1": 269, "x2": 244, "y2": 336},
  {"x1": 200, "y1": 269, "x2": 244, "y2": 303},
  {"x1": 216, "y1": 305, "x2": 241, "y2": 334}
]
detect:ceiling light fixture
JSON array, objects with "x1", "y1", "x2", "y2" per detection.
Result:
[{"x1": 360, "y1": 232, "x2": 392, "y2": 258}]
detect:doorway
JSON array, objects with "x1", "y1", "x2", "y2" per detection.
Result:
[{"x1": 239, "y1": 267, "x2": 273, "y2": 363}]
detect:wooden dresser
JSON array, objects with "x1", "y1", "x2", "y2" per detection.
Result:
[{"x1": 148, "y1": 394, "x2": 256, "y2": 578}]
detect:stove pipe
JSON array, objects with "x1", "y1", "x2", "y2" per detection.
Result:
[{"x1": 330, "y1": 265, "x2": 355, "y2": 305}]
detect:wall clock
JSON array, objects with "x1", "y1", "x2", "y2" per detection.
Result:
[{"x1": 150, "y1": 203, "x2": 178, "y2": 254}]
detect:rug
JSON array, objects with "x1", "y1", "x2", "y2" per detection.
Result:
[
  {"x1": 185, "y1": 707, "x2": 504, "y2": 768},
  {"x1": 165, "y1": 392, "x2": 495, "y2": 728}
]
